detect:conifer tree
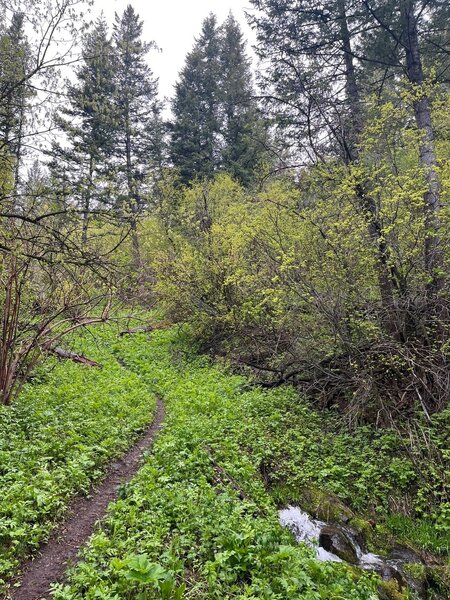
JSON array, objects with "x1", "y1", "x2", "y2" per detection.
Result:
[
  {"x1": 218, "y1": 13, "x2": 266, "y2": 186},
  {"x1": 112, "y1": 4, "x2": 163, "y2": 265},
  {"x1": 170, "y1": 13, "x2": 266, "y2": 186},
  {"x1": 0, "y1": 12, "x2": 31, "y2": 192},
  {"x1": 50, "y1": 16, "x2": 116, "y2": 243},
  {"x1": 170, "y1": 14, "x2": 221, "y2": 184}
]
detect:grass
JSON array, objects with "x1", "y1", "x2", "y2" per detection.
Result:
[
  {"x1": 0, "y1": 325, "x2": 157, "y2": 593},
  {"x1": 3, "y1": 324, "x2": 448, "y2": 598},
  {"x1": 383, "y1": 515, "x2": 449, "y2": 556}
]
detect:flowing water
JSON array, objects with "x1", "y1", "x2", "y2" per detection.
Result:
[{"x1": 279, "y1": 505, "x2": 426, "y2": 597}]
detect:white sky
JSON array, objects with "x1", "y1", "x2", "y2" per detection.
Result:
[{"x1": 91, "y1": 0, "x2": 257, "y2": 102}]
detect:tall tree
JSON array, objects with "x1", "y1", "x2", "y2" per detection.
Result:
[
  {"x1": 170, "y1": 14, "x2": 221, "y2": 184},
  {"x1": 249, "y1": 1, "x2": 402, "y2": 329},
  {"x1": 171, "y1": 13, "x2": 267, "y2": 186},
  {"x1": 0, "y1": 12, "x2": 31, "y2": 194},
  {"x1": 218, "y1": 13, "x2": 266, "y2": 186},
  {"x1": 50, "y1": 16, "x2": 116, "y2": 244},
  {"x1": 248, "y1": 1, "x2": 366, "y2": 162},
  {"x1": 361, "y1": 0, "x2": 448, "y2": 290},
  {"x1": 0, "y1": 0, "x2": 91, "y2": 209},
  {"x1": 249, "y1": 0, "x2": 448, "y2": 296},
  {"x1": 112, "y1": 4, "x2": 162, "y2": 267}
]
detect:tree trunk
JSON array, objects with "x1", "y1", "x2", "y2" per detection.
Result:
[
  {"x1": 51, "y1": 347, "x2": 101, "y2": 367},
  {"x1": 82, "y1": 154, "x2": 94, "y2": 246},
  {"x1": 125, "y1": 116, "x2": 141, "y2": 271},
  {"x1": 0, "y1": 259, "x2": 21, "y2": 405},
  {"x1": 338, "y1": 0, "x2": 399, "y2": 332},
  {"x1": 400, "y1": 0, "x2": 443, "y2": 292}
]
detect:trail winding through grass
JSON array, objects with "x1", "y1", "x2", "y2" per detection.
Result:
[{"x1": 11, "y1": 399, "x2": 164, "y2": 600}]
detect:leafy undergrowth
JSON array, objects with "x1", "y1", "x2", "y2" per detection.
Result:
[
  {"x1": 252, "y1": 397, "x2": 449, "y2": 556},
  {"x1": 51, "y1": 328, "x2": 429, "y2": 600},
  {"x1": 0, "y1": 326, "x2": 157, "y2": 593}
]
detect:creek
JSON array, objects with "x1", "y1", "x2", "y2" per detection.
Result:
[{"x1": 279, "y1": 505, "x2": 426, "y2": 598}]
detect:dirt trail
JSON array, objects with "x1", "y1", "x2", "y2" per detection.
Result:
[{"x1": 9, "y1": 398, "x2": 165, "y2": 600}]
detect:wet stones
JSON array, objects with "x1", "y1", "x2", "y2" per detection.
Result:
[{"x1": 319, "y1": 526, "x2": 359, "y2": 564}]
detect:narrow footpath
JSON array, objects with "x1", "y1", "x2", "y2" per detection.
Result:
[{"x1": 9, "y1": 398, "x2": 165, "y2": 600}]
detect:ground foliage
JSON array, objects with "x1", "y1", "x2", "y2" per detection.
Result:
[
  {"x1": 0, "y1": 326, "x2": 157, "y2": 593},
  {"x1": 51, "y1": 328, "x2": 448, "y2": 599}
]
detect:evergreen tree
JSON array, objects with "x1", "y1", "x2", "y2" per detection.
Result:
[
  {"x1": 0, "y1": 12, "x2": 31, "y2": 193},
  {"x1": 170, "y1": 14, "x2": 221, "y2": 184},
  {"x1": 218, "y1": 14, "x2": 267, "y2": 186},
  {"x1": 249, "y1": 1, "x2": 365, "y2": 162},
  {"x1": 112, "y1": 4, "x2": 163, "y2": 265},
  {"x1": 50, "y1": 16, "x2": 116, "y2": 243},
  {"x1": 170, "y1": 13, "x2": 267, "y2": 186}
]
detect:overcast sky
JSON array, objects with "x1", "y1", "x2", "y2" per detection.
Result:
[{"x1": 92, "y1": 0, "x2": 257, "y2": 102}]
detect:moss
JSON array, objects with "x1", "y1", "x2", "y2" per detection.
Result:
[
  {"x1": 427, "y1": 565, "x2": 450, "y2": 596},
  {"x1": 298, "y1": 487, "x2": 355, "y2": 524},
  {"x1": 368, "y1": 524, "x2": 402, "y2": 556},
  {"x1": 402, "y1": 562, "x2": 426, "y2": 581},
  {"x1": 349, "y1": 517, "x2": 373, "y2": 540},
  {"x1": 377, "y1": 579, "x2": 407, "y2": 600},
  {"x1": 402, "y1": 563, "x2": 428, "y2": 597}
]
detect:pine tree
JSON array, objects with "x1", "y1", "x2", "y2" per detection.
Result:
[
  {"x1": 0, "y1": 12, "x2": 31, "y2": 193},
  {"x1": 112, "y1": 4, "x2": 163, "y2": 265},
  {"x1": 218, "y1": 14, "x2": 266, "y2": 186},
  {"x1": 170, "y1": 14, "x2": 221, "y2": 184},
  {"x1": 170, "y1": 13, "x2": 267, "y2": 186},
  {"x1": 50, "y1": 16, "x2": 116, "y2": 243}
]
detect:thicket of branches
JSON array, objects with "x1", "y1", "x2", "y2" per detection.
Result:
[
  {"x1": 148, "y1": 1, "x2": 450, "y2": 425},
  {"x1": 0, "y1": 1, "x2": 132, "y2": 404}
]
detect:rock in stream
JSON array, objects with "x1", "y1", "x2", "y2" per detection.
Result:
[{"x1": 279, "y1": 505, "x2": 426, "y2": 598}]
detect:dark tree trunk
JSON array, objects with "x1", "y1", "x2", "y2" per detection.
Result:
[
  {"x1": 125, "y1": 115, "x2": 141, "y2": 271},
  {"x1": 338, "y1": 0, "x2": 399, "y2": 331},
  {"x1": 82, "y1": 155, "x2": 94, "y2": 246}
]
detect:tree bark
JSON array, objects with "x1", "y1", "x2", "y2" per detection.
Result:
[
  {"x1": 82, "y1": 154, "x2": 94, "y2": 246},
  {"x1": 125, "y1": 111, "x2": 141, "y2": 271},
  {"x1": 51, "y1": 347, "x2": 102, "y2": 368},
  {"x1": 338, "y1": 0, "x2": 399, "y2": 330}
]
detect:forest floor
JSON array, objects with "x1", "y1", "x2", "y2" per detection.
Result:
[
  {"x1": 11, "y1": 399, "x2": 164, "y2": 600},
  {"x1": 2, "y1": 324, "x2": 449, "y2": 600}
]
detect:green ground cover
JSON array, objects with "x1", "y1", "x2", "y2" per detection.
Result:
[
  {"x1": 0, "y1": 326, "x2": 157, "y2": 593},
  {"x1": 51, "y1": 328, "x2": 449, "y2": 599}
]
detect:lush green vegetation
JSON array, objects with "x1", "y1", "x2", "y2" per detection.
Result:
[
  {"x1": 51, "y1": 328, "x2": 448, "y2": 599},
  {"x1": 0, "y1": 327, "x2": 156, "y2": 593},
  {"x1": 1, "y1": 1, "x2": 449, "y2": 598}
]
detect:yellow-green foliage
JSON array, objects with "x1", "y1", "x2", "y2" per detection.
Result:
[{"x1": 141, "y1": 99, "x2": 449, "y2": 371}]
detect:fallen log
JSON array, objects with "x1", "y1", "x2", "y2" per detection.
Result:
[
  {"x1": 119, "y1": 324, "x2": 154, "y2": 336},
  {"x1": 119, "y1": 321, "x2": 171, "y2": 336},
  {"x1": 52, "y1": 347, "x2": 102, "y2": 368}
]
